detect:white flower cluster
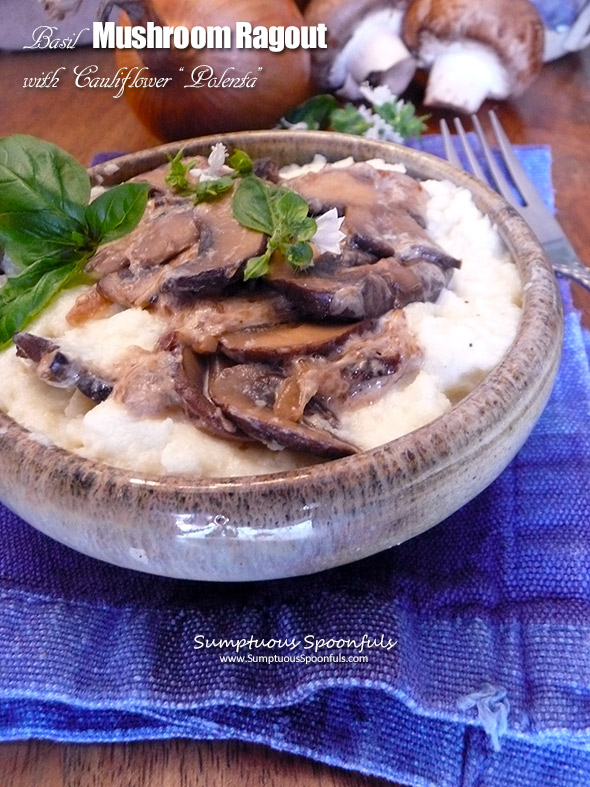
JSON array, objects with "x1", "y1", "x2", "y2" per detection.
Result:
[
  {"x1": 356, "y1": 83, "x2": 405, "y2": 143},
  {"x1": 189, "y1": 143, "x2": 233, "y2": 182}
]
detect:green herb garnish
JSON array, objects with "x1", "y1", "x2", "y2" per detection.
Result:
[
  {"x1": 283, "y1": 93, "x2": 428, "y2": 140},
  {"x1": 330, "y1": 105, "x2": 371, "y2": 136},
  {"x1": 232, "y1": 177, "x2": 316, "y2": 280},
  {"x1": 228, "y1": 149, "x2": 254, "y2": 176},
  {"x1": 165, "y1": 146, "x2": 316, "y2": 280},
  {"x1": 164, "y1": 149, "x2": 197, "y2": 196},
  {"x1": 165, "y1": 148, "x2": 254, "y2": 204},
  {"x1": 283, "y1": 94, "x2": 339, "y2": 130},
  {"x1": 374, "y1": 101, "x2": 428, "y2": 139},
  {"x1": 0, "y1": 135, "x2": 148, "y2": 349}
]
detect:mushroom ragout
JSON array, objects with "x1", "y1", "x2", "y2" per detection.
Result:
[{"x1": 0, "y1": 154, "x2": 522, "y2": 477}]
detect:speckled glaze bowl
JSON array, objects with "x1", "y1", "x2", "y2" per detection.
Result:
[{"x1": 0, "y1": 132, "x2": 563, "y2": 581}]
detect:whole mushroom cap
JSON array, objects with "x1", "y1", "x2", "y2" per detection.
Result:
[
  {"x1": 305, "y1": 0, "x2": 413, "y2": 91},
  {"x1": 403, "y1": 0, "x2": 545, "y2": 92}
]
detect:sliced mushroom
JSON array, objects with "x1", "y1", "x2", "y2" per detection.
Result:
[
  {"x1": 160, "y1": 196, "x2": 266, "y2": 298},
  {"x1": 304, "y1": 0, "x2": 416, "y2": 99},
  {"x1": 271, "y1": 164, "x2": 459, "y2": 319},
  {"x1": 88, "y1": 201, "x2": 197, "y2": 277},
  {"x1": 209, "y1": 363, "x2": 357, "y2": 458},
  {"x1": 161, "y1": 291, "x2": 298, "y2": 353},
  {"x1": 218, "y1": 321, "x2": 370, "y2": 363},
  {"x1": 93, "y1": 204, "x2": 201, "y2": 307},
  {"x1": 268, "y1": 253, "x2": 451, "y2": 320},
  {"x1": 66, "y1": 285, "x2": 113, "y2": 326},
  {"x1": 14, "y1": 332, "x2": 114, "y2": 403},
  {"x1": 111, "y1": 348, "x2": 181, "y2": 417},
  {"x1": 174, "y1": 347, "x2": 247, "y2": 440},
  {"x1": 276, "y1": 309, "x2": 421, "y2": 413},
  {"x1": 288, "y1": 163, "x2": 456, "y2": 267},
  {"x1": 403, "y1": 0, "x2": 545, "y2": 113}
]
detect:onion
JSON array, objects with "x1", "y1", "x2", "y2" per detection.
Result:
[{"x1": 104, "y1": 0, "x2": 313, "y2": 141}]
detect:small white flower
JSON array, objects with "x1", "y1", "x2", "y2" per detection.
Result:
[
  {"x1": 359, "y1": 82, "x2": 397, "y2": 108},
  {"x1": 207, "y1": 142, "x2": 228, "y2": 174},
  {"x1": 311, "y1": 208, "x2": 346, "y2": 255},
  {"x1": 190, "y1": 143, "x2": 233, "y2": 182},
  {"x1": 357, "y1": 105, "x2": 404, "y2": 144}
]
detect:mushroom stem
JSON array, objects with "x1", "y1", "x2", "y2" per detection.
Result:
[
  {"x1": 423, "y1": 46, "x2": 508, "y2": 113},
  {"x1": 330, "y1": 10, "x2": 416, "y2": 99}
]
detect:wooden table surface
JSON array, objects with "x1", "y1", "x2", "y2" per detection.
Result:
[{"x1": 1, "y1": 44, "x2": 589, "y2": 787}]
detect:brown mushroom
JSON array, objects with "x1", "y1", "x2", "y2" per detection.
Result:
[
  {"x1": 208, "y1": 363, "x2": 358, "y2": 458},
  {"x1": 14, "y1": 333, "x2": 114, "y2": 404},
  {"x1": 304, "y1": 0, "x2": 416, "y2": 99},
  {"x1": 218, "y1": 321, "x2": 371, "y2": 363},
  {"x1": 403, "y1": 0, "x2": 545, "y2": 113},
  {"x1": 163, "y1": 292, "x2": 297, "y2": 354},
  {"x1": 270, "y1": 164, "x2": 460, "y2": 320},
  {"x1": 174, "y1": 348, "x2": 247, "y2": 440},
  {"x1": 159, "y1": 196, "x2": 267, "y2": 299}
]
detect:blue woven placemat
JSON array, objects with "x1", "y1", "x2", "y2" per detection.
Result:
[{"x1": 1, "y1": 137, "x2": 589, "y2": 787}]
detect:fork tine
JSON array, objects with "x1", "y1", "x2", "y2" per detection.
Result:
[
  {"x1": 453, "y1": 117, "x2": 487, "y2": 182},
  {"x1": 487, "y1": 110, "x2": 544, "y2": 206},
  {"x1": 440, "y1": 119, "x2": 462, "y2": 169},
  {"x1": 470, "y1": 114, "x2": 518, "y2": 208}
]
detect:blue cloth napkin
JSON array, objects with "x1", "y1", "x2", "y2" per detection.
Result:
[{"x1": 2, "y1": 138, "x2": 590, "y2": 787}]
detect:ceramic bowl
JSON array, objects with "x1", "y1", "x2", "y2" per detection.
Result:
[{"x1": 0, "y1": 132, "x2": 563, "y2": 581}]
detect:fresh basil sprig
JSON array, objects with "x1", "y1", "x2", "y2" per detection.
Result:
[
  {"x1": 232, "y1": 177, "x2": 316, "y2": 280},
  {"x1": 165, "y1": 148, "x2": 253, "y2": 204},
  {"x1": 283, "y1": 94, "x2": 428, "y2": 140},
  {"x1": 165, "y1": 146, "x2": 316, "y2": 280},
  {"x1": 0, "y1": 135, "x2": 148, "y2": 349}
]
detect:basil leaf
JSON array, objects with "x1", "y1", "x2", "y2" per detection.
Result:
[
  {"x1": 85, "y1": 182, "x2": 149, "y2": 244},
  {"x1": 284, "y1": 242, "x2": 313, "y2": 269},
  {"x1": 165, "y1": 149, "x2": 197, "y2": 196},
  {"x1": 0, "y1": 135, "x2": 151, "y2": 348},
  {"x1": 232, "y1": 177, "x2": 278, "y2": 236},
  {"x1": 233, "y1": 176, "x2": 318, "y2": 280},
  {"x1": 0, "y1": 210, "x2": 86, "y2": 266},
  {"x1": 275, "y1": 190, "x2": 310, "y2": 225},
  {"x1": 0, "y1": 258, "x2": 81, "y2": 349},
  {"x1": 331, "y1": 105, "x2": 370, "y2": 136},
  {"x1": 0, "y1": 134, "x2": 89, "y2": 224},
  {"x1": 0, "y1": 135, "x2": 92, "y2": 266},
  {"x1": 243, "y1": 251, "x2": 271, "y2": 281},
  {"x1": 293, "y1": 216, "x2": 317, "y2": 243},
  {"x1": 283, "y1": 94, "x2": 338, "y2": 130},
  {"x1": 228, "y1": 149, "x2": 253, "y2": 175},
  {"x1": 194, "y1": 175, "x2": 234, "y2": 204}
]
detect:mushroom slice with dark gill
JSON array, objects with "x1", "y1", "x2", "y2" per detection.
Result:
[
  {"x1": 88, "y1": 202, "x2": 199, "y2": 277},
  {"x1": 160, "y1": 196, "x2": 267, "y2": 299},
  {"x1": 161, "y1": 292, "x2": 298, "y2": 353},
  {"x1": 110, "y1": 345, "x2": 246, "y2": 441},
  {"x1": 174, "y1": 348, "x2": 247, "y2": 440},
  {"x1": 267, "y1": 254, "x2": 450, "y2": 320},
  {"x1": 94, "y1": 203, "x2": 201, "y2": 308},
  {"x1": 13, "y1": 332, "x2": 113, "y2": 403},
  {"x1": 272, "y1": 164, "x2": 460, "y2": 319},
  {"x1": 218, "y1": 320, "x2": 370, "y2": 363},
  {"x1": 288, "y1": 163, "x2": 458, "y2": 267},
  {"x1": 208, "y1": 363, "x2": 358, "y2": 458},
  {"x1": 272, "y1": 310, "x2": 422, "y2": 421}
]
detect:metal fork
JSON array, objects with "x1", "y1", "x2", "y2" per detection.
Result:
[{"x1": 440, "y1": 111, "x2": 590, "y2": 291}]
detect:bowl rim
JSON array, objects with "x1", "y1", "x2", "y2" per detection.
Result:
[{"x1": 0, "y1": 130, "x2": 563, "y2": 498}]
